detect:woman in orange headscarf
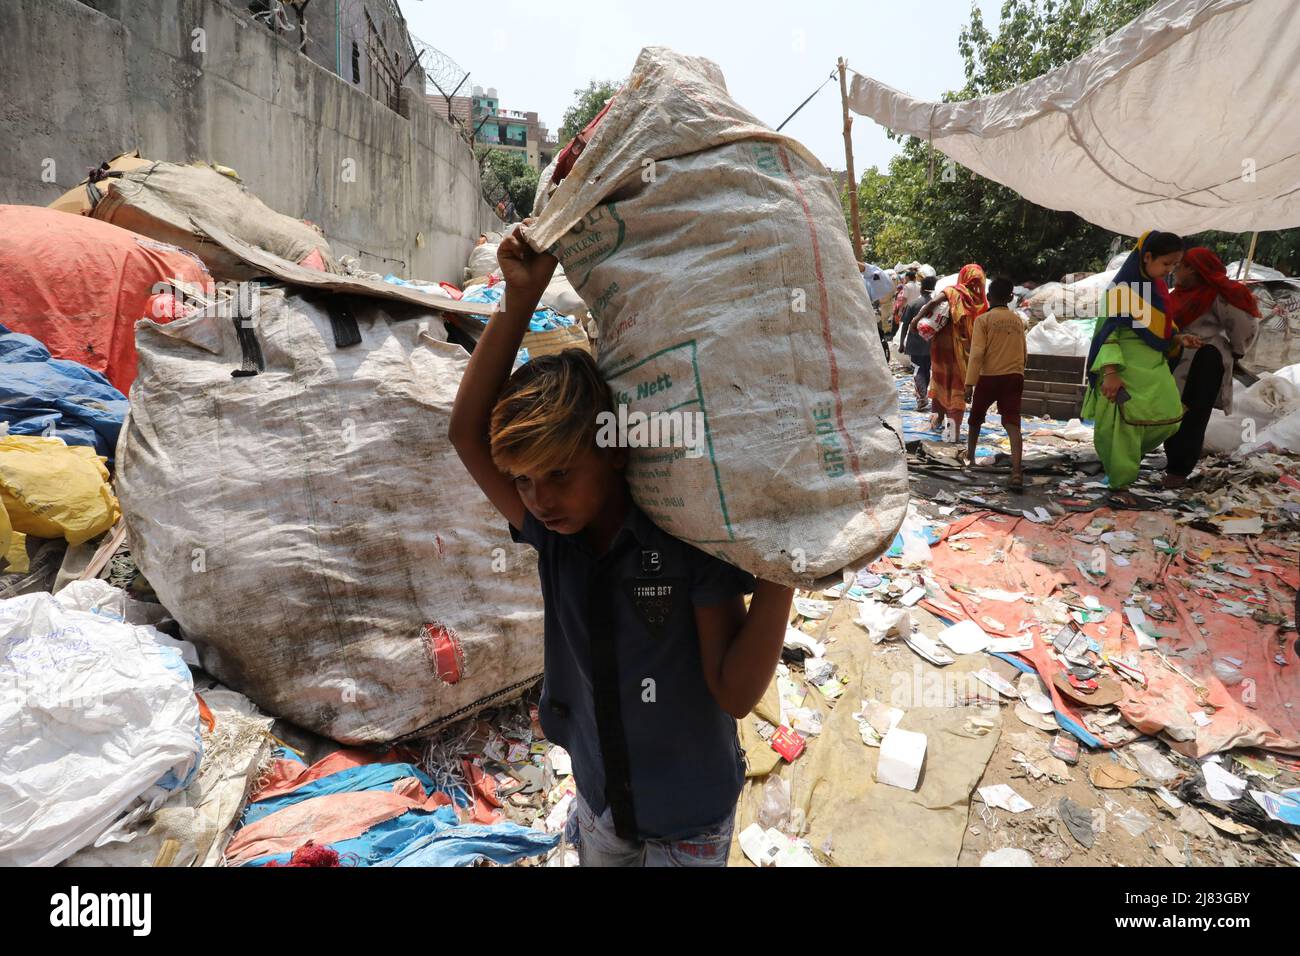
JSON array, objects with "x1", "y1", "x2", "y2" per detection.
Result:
[{"x1": 914, "y1": 264, "x2": 989, "y2": 439}]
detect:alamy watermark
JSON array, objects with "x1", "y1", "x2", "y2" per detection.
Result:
[
  {"x1": 595, "y1": 404, "x2": 705, "y2": 458},
  {"x1": 50, "y1": 887, "x2": 151, "y2": 936},
  {"x1": 1035, "y1": 281, "x2": 1164, "y2": 328}
]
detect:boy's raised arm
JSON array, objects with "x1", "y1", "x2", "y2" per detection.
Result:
[{"x1": 448, "y1": 226, "x2": 557, "y2": 531}]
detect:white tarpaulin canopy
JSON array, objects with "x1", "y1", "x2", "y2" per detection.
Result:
[{"x1": 848, "y1": 0, "x2": 1300, "y2": 237}]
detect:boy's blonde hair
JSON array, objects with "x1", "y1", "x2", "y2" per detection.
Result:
[{"x1": 490, "y1": 348, "x2": 613, "y2": 475}]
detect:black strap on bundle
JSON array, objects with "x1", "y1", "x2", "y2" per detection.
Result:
[
  {"x1": 231, "y1": 316, "x2": 265, "y2": 377},
  {"x1": 83, "y1": 163, "x2": 126, "y2": 213},
  {"x1": 587, "y1": 561, "x2": 639, "y2": 840},
  {"x1": 327, "y1": 297, "x2": 362, "y2": 349}
]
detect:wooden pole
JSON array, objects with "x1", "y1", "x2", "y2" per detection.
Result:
[
  {"x1": 1237, "y1": 231, "x2": 1259, "y2": 279},
  {"x1": 838, "y1": 57, "x2": 863, "y2": 262}
]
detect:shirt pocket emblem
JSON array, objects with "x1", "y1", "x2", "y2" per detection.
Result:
[{"x1": 625, "y1": 577, "x2": 684, "y2": 639}]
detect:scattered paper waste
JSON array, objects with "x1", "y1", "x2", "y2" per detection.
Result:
[
  {"x1": 979, "y1": 784, "x2": 1033, "y2": 813},
  {"x1": 794, "y1": 597, "x2": 834, "y2": 620},
  {"x1": 548, "y1": 747, "x2": 572, "y2": 777},
  {"x1": 851, "y1": 699, "x2": 904, "y2": 747},
  {"x1": 1248, "y1": 789, "x2": 1300, "y2": 825},
  {"x1": 738, "y1": 824, "x2": 819, "y2": 867},
  {"x1": 904, "y1": 632, "x2": 955, "y2": 666},
  {"x1": 1202, "y1": 761, "x2": 1247, "y2": 801},
  {"x1": 973, "y1": 668, "x2": 1019, "y2": 698},
  {"x1": 936, "y1": 619, "x2": 991, "y2": 654},
  {"x1": 1017, "y1": 672, "x2": 1055, "y2": 715},
  {"x1": 987, "y1": 635, "x2": 1035, "y2": 653},
  {"x1": 855, "y1": 599, "x2": 912, "y2": 644},
  {"x1": 783, "y1": 627, "x2": 825, "y2": 658}
]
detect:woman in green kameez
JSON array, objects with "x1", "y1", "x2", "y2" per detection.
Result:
[{"x1": 1082, "y1": 231, "x2": 1192, "y2": 493}]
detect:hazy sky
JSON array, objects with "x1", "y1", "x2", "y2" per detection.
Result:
[{"x1": 402, "y1": 0, "x2": 1000, "y2": 174}]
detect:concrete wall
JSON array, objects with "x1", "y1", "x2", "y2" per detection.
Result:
[
  {"x1": 0, "y1": 0, "x2": 500, "y2": 282},
  {"x1": 300, "y1": 0, "x2": 425, "y2": 105}
]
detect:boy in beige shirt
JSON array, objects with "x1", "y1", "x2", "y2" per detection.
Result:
[{"x1": 963, "y1": 276, "x2": 1027, "y2": 489}]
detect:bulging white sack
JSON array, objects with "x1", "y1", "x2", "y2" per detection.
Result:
[
  {"x1": 0, "y1": 580, "x2": 201, "y2": 867},
  {"x1": 526, "y1": 47, "x2": 907, "y2": 585},
  {"x1": 1025, "y1": 316, "x2": 1093, "y2": 357},
  {"x1": 116, "y1": 289, "x2": 544, "y2": 744}
]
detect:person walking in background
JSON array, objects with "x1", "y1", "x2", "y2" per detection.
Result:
[
  {"x1": 1081, "y1": 231, "x2": 1186, "y2": 497},
  {"x1": 900, "y1": 275, "x2": 938, "y2": 410},
  {"x1": 892, "y1": 268, "x2": 920, "y2": 352},
  {"x1": 1162, "y1": 247, "x2": 1260, "y2": 488},
  {"x1": 860, "y1": 262, "x2": 894, "y2": 362},
  {"x1": 914, "y1": 264, "x2": 988, "y2": 441},
  {"x1": 961, "y1": 277, "x2": 1027, "y2": 489},
  {"x1": 899, "y1": 268, "x2": 922, "y2": 311}
]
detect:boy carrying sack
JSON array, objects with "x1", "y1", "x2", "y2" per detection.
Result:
[
  {"x1": 449, "y1": 226, "x2": 795, "y2": 867},
  {"x1": 962, "y1": 276, "x2": 1027, "y2": 490}
]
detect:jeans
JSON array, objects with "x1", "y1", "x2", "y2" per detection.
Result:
[{"x1": 570, "y1": 791, "x2": 736, "y2": 867}]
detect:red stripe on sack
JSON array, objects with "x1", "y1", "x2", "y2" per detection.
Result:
[
  {"x1": 423, "y1": 623, "x2": 463, "y2": 683},
  {"x1": 775, "y1": 145, "x2": 874, "y2": 520}
]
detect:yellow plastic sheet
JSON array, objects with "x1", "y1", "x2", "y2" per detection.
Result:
[
  {"x1": 0, "y1": 436, "x2": 120, "y2": 546},
  {"x1": 0, "y1": 501, "x2": 11, "y2": 566}
]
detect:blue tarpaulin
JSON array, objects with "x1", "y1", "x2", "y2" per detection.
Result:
[
  {"x1": 240, "y1": 761, "x2": 440, "y2": 827},
  {"x1": 460, "y1": 282, "x2": 577, "y2": 332},
  {"x1": 0, "y1": 324, "x2": 127, "y2": 461},
  {"x1": 377, "y1": 822, "x2": 561, "y2": 867}
]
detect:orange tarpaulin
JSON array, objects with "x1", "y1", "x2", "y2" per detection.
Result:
[
  {"x1": 920, "y1": 509, "x2": 1299, "y2": 756},
  {"x1": 0, "y1": 205, "x2": 210, "y2": 393},
  {"x1": 223, "y1": 781, "x2": 453, "y2": 867},
  {"x1": 253, "y1": 748, "x2": 404, "y2": 802}
]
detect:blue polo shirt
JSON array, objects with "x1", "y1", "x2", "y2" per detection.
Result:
[{"x1": 509, "y1": 501, "x2": 753, "y2": 841}]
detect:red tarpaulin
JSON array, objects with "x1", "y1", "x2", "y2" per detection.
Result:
[
  {"x1": 0, "y1": 205, "x2": 211, "y2": 393},
  {"x1": 918, "y1": 509, "x2": 1299, "y2": 757}
]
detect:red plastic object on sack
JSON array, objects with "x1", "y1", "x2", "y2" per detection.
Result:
[
  {"x1": 142, "y1": 291, "x2": 199, "y2": 324},
  {"x1": 423, "y1": 623, "x2": 463, "y2": 684},
  {"x1": 0, "y1": 205, "x2": 211, "y2": 392},
  {"x1": 552, "y1": 94, "x2": 618, "y2": 183},
  {"x1": 770, "y1": 725, "x2": 806, "y2": 762}
]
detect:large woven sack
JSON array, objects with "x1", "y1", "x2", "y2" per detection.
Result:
[
  {"x1": 525, "y1": 47, "x2": 907, "y2": 586},
  {"x1": 91, "y1": 161, "x2": 335, "y2": 281},
  {"x1": 116, "y1": 289, "x2": 543, "y2": 743}
]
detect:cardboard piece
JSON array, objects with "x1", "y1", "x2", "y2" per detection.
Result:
[
  {"x1": 1051, "y1": 671, "x2": 1123, "y2": 707},
  {"x1": 189, "y1": 217, "x2": 494, "y2": 328},
  {"x1": 47, "y1": 150, "x2": 153, "y2": 215}
]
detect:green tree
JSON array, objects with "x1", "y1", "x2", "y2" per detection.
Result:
[
  {"x1": 477, "y1": 147, "x2": 540, "y2": 218},
  {"x1": 846, "y1": 0, "x2": 1300, "y2": 281},
  {"x1": 558, "y1": 80, "x2": 620, "y2": 144}
]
